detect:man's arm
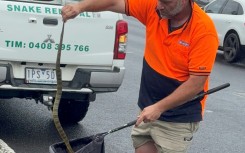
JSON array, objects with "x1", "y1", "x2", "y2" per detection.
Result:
[
  {"x1": 61, "y1": 0, "x2": 126, "y2": 22},
  {"x1": 136, "y1": 75, "x2": 208, "y2": 126}
]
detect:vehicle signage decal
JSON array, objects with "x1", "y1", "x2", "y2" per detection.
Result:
[
  {"x1": 4, "y1": 40, "x2": 90, "y2": 52},
  {"x1": 3, "y1": 3, "x2": 93, "y2": 18},
  {"x1": 44, "y1": 35, "x2": 55, "y2": 43}
]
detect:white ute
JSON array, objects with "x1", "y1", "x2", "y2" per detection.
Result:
[{"x1": 0, "y1": 0, "x2": 128, "y2": 123}]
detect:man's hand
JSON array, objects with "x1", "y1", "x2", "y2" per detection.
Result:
[
  {"x1": 61, "y1": 4, "x2": 82, "y2": 22},
  {"x1": 136, "y1": 104, "x2": 162, "y2": 126}
]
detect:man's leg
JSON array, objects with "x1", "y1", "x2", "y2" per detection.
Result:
[
  {"x1": 131, "y1": 122, "x2": 158, "y2": 153},
  {"x1": 135, "y1": 141, "x2": 158, "y2": 153}
]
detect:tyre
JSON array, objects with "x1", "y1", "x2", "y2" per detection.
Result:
[
  {"x1": 57, "y1": 99, "x2": 90, "y2": 124},
  {"x1": 223, "y1": 32, "x2": 242, "y2": 63}
]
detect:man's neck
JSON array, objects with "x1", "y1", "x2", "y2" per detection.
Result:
[{"x1": 170, "y1": 2, "x2": 192, "y2": 28}]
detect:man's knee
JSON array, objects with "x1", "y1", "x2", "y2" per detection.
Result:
[{"x1": 135, "y1": 141, "x2": 158, "y2": 153}]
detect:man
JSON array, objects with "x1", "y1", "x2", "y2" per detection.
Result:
[{"x1": 62, "y1": 0, "x2": 218, "y2": 152}]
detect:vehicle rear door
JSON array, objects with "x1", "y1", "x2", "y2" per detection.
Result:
[{"x1": 0, "y1": 0, "x2": 118, "y2": 66}]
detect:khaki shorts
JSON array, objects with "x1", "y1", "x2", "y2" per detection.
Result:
[{"x1": 131, "y1": 120, "x2": 199, "y2": 153}]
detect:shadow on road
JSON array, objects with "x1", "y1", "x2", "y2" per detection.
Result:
[{"x1": 0, "y1": 99, "x2": 87, "y2": 153}]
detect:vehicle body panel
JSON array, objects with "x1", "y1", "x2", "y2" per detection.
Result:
[
  {"x1": 0, "y1": 1, "x2": 119, "y2": 66},
  {"x1": 0, "y1": 0, "x2": 127, "y2": 99},
  {"x1": 205, "y1": 0, "x2": 245, "y2": 47}
]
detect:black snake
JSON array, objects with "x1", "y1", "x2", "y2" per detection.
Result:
[{"x1": 52, "y1": 22, "x2": 74, "y2": 153}]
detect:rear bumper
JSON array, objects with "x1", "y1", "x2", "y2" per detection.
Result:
[{"x1": 0, "y1": 64, "x2": 125, "y2": 99}]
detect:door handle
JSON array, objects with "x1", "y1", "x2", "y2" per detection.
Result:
[{"x1": 43, "y1": 18, "x2": 58, "y2": 25}]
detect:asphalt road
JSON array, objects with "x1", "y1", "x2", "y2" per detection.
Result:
[{"x1": 0, "y1": 16, "x2": 245, "y2": 153}]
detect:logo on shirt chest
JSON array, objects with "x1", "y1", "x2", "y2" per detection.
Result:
[{"x1": 178, "y1": 40, "x2": 190, "y2": 47}]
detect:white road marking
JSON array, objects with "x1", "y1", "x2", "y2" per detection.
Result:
[
  {"x1": 205, "y1": 110, "x2": 213, "y2": 113},
  {"x1": 0, "y1": 139, "x2": 15, "y2": 153},
  {"x1": 232, "y1": 92, "x2": 245, "y2": 99}
]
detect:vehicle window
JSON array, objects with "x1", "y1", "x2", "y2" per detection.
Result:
[
  {"x1": 205, "y1": 0, "x2": 227, "y2": 13},
  {"x1": 221, "y1": 0, "x2": 242, "y2": 15},
  {"x1": 237, "y1": 2, "x2": 244, "y2": 15},
  {"x1": 194, "y1": 0, "x2": 210, "y2": 8}
]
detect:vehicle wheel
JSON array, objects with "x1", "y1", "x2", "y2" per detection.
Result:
[
  {"x1": 56, "y1": 99, "x2": 90, "y2": 124},
  {"x1": 223, "y1": 32, "x2": 242, "y2": 63}
]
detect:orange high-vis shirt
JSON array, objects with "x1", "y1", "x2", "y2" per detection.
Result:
[{"x1": 125, "y1": 0, "x2": 218, "y2": 121}]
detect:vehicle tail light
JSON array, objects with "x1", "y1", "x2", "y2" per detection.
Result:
[{"x1": 113, "y1": 20, "x2": 128, "y2": 59}]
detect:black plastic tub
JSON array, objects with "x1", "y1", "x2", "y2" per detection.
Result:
[{"x1": 49, "y1": 133, "x2": 105, "y2": 153}]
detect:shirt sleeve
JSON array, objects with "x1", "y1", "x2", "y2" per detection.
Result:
[
  {"x1": 125, "y1": 0, "x2": 157, "y2": 25},
  {"x1": 188, "y1": 33, "x2": 218, "y2": 76}
]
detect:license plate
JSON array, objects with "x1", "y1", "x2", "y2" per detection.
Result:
[{"x1": 25, "y1": 68, "x2": 57, "y2": 84}]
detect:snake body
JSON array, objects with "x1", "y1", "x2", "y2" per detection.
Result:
[{"x1": 52, "y1": 22, "x2": 74, "y2": 153}]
